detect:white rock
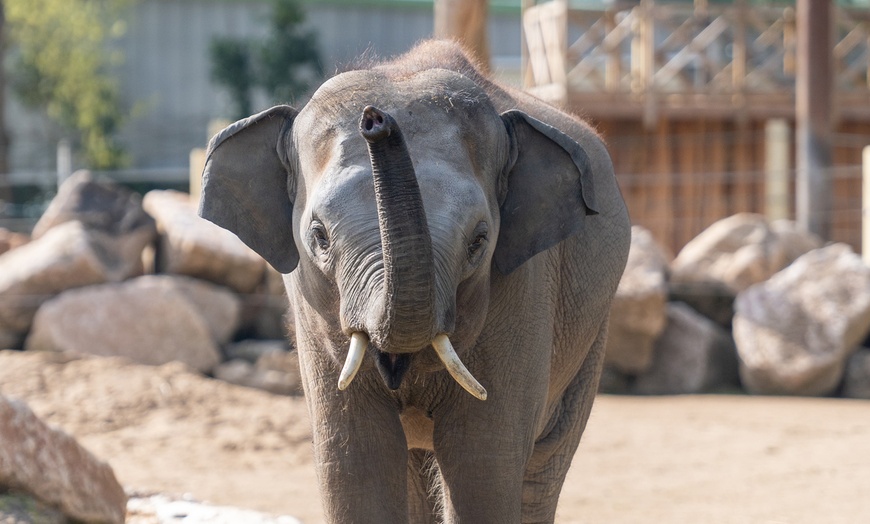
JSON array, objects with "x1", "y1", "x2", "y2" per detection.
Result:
[
  {"x1": 126, "y1": 493, "x2": 302, "y2": 524},
  {"x1": 734, "y1": 244, "x2": 870, "y2": 396},
  {"x1": 672, "y1": 213, "x2": 822, "y2": 294}
]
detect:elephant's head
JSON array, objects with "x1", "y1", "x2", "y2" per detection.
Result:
[{"x1": 199, "y1": 68, "x2": 597, "y2": 399}]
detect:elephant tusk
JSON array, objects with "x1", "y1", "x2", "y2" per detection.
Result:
[
  {"x1": 338, "y1": 332, "x2": 369, "y2": 391},
  {"x1": 431, "y1": 335, "x2": 487, "y2": 401}
]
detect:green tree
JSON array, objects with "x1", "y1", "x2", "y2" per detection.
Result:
[
  {"x1": 6, "y1": 0, "x2": 130, "y2": 170},
  {"x1": 210, "y1": 0, "x2": 322, "y2": 120}
]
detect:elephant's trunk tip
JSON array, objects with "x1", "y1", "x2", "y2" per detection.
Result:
[{"x1": 359, "y1": 105, "x2": 393, "y2": 143}]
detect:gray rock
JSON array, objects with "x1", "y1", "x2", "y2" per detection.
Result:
[
  {"x1": 32, "y1": 170, "x2": 156, "y2": 242},
  {"x1": 734, "y1": 244, "x2": 870, "y2": 396},
  {"x1": 0, "y1": 222, "x2": 111, "y2": 345},
  {"x1": 605, "y1": 226, "x2": 670, "y2": 374},
  {"x1": 143, "y1": 189, "x2": 265, "y2": 293},
  {"x1": 214, "y1": 345, "x2": 301, "y2": 396},
  {"x1": 668, "y1": 279, "x2": 735, "y2": 328},
  {"x1": 224, "y1": 339, "x2": 290, "y2": 363},
  {"x1": 26, "y1": 275, "x2": 225, "y2": 373},
  {"x1": 672, "y1": 213, "x2": 822, "y2": 294},
  {"x1": 842, "y1": 348, "x2": 870, "y2": 399},
  {"x1": 0, "y1": 395, "x2": 127, "y2": 524},
  {"x1": 238, "y1": 266, "x2": 290, "y2": 341},
  {"x1": 633, "y1": 302, "x2": 739, "y2": 395}
]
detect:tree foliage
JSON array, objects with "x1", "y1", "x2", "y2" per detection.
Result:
[
  {"x1": 210, "y1": 0, "x2": 322, "y2": 120},
  {"x1": 6, "y1": 0, "x2": 130, "y2": 169}
]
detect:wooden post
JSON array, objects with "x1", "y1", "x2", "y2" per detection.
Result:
[
  {"x1": 434, "y1": 0, "x2": 490, "y2": 73},
  {"x1": 765, "y1": 119, "x2": 790, "y2": 221},
  {"x1": 795, "y1": 0, "x2": 833, "y2": 238},
  {"x1": 863, "y1": 146, "x2": 870, "y2": 265}
]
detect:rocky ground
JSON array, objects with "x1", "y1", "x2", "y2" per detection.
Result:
[{"x1": 1, "y1": 350, "x2": 869, "y2": 523}]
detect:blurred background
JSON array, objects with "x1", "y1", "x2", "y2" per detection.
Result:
[{"x1": 2, "y1": 0, "x2": 869, "y2": 258}]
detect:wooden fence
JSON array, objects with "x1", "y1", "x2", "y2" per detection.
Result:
[{"x1": 522, "y1": 0, "x2": 870, "y2": 253}]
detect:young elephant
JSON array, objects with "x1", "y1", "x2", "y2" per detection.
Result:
[{"x1": 199, "y1": 40, "x2": 630, "y2": 523}]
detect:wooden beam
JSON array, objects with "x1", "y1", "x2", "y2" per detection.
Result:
[{"x1": 795, "y1": 0, "x2": 834, "y2": 238}]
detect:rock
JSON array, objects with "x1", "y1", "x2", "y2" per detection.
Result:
[
  {"x1": 0, "y1": 395, "x2": 127, "y2": 523},
  {"x1": 605, "y1": 226, "x2": 670, "y2": 374},
  {"x1": 214, "y1": 343, "x2": 302, "y2": 395},
  {"x1": 126, "y1": 492, "x2": 302, "y2": 524},
  {"x1": 25, "y1": 275, "x2": 226, "y2": 372},
  {"x1": 734, "y1": 244, "x2": 870, "y2": 396},
  {"x1": 842, "y1": 348, "x2": 870, "y2": 399},
  {"x1": 143, "y1": 189, "x2": 266, "y2": 293},
  {"x1": 668, "y1": 279, "x2": 735, "y2": 328},
  {"x1": 598, "y1": 365, "x2": 632, "y2": 394},
  {"x1": 32, "y1": 170, "x2": 156, "y2": 242},
  {"x1": 238, "y1": 266, "x2": 290, "y2": 341},
  {"x1": 224, "y1": 339, "x2": 290, "y2": 363},
  {"x1": 671, "y1": 213, "x2": 822, "y2": 294},
  {"x1": 633, "y1": 302, "x2": 739, "y2": 395},
  {"x1": 168, "y1": 277, "x2": 242, "y2": 345},
  {"x1": 0, "y1": 228, "x2": 29, "y2": 257},
  {"x1": 0, "y1": 222, "x2": 113, "y2": 346}
]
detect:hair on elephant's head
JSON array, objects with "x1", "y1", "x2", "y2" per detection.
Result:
[{"x1": 199, "y1": 68, "x2": 597, "y2": 399}]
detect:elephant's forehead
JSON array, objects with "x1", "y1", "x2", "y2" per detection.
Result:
[{"x1": 298, "y1": 68, "x2": 495, "y2": 133}]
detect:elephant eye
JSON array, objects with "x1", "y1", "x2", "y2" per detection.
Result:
[
  {"x1": 310, "y1": 221, "x2": 330, "y2": 251},
  {"x1": 467, "y1": 223, "x2": 488, "y2": 260}
]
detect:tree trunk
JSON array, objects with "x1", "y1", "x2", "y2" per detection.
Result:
[{"x1": 434, "y1": 0, "x2": 490, "y2": 73}]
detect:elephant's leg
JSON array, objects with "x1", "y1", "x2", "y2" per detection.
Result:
[
  {"x1": 521, "y1": 323, "x2": 608, "y2": 524},
  {"x1": 299, "y1": 347, "x2": 410, "y2": 524},
  {"x1": 407, "y1": 448, "x2": 442, "y2": 523},
  {"x1": 433, "y1": 377, "x2": 548, "y2": 522}
]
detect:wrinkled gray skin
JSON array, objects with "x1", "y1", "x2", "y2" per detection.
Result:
[{"x1": 199, "y1": 40, "x2": 630, "y2": 523}]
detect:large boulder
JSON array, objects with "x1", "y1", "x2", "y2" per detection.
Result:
[
  {"x1": 633, "y1": 302, "x2": 739, "y2": 394},
  {"x1": 605, "y1": 226, "x2": 670, "y2": 374},
  {"x1": 0, "y1": 395, "x2": 127, "y2": 523},
  {"x1": 670, "y1": 214, "x2": 822, "y2": 326},
  {"x1": 143, "y1": 189, "x2": 266, "y2": 293},
  {"x1": 0, "y1": 222, "x2": 117, "y2": 348},
  {"x1": 32, "y1": 170, "x2": 155, "y2": 241},
  {"x1": 734, "y1": 244, "x2": 870, "y2": 396},
  {"x1": 25, "y1": 275, "x2": 236, "y2": 372}
]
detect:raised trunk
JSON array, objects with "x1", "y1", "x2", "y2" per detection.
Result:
[{"x1": 359, "y1": 106, "x2": 435, "y2": 353}]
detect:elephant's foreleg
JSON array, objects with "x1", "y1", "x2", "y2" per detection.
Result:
[
  {"x1": 521, "y1": 321, "x2": 609, "y2": 523},
  {"x1": 300, "y1": 347, "x2": 410, "y2": 524},
  {"x1": 407, "y1": 448, "x2": 442, "y2": 523}
]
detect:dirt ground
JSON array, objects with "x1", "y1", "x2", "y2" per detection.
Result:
[{"x1": 1, "y1": 349, "x2": 869, "y2": 524}]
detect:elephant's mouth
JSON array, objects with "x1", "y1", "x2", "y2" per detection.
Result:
[
  {"x1": 337, "y1": 332, "x2": 487, "y2": 400},
  {"x1": 375, "y1": 351, "x2": 412, "y2": 390}
]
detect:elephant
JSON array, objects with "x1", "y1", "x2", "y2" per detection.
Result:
[{"x1": 199, "y1": 40, "x2": 630, "y2": 523}]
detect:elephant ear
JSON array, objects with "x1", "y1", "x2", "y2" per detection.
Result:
[
  {"x1": 198, "y1": 105, "x2": 299, "y2": 274},
  {"x1": 494, "y1": 110, "x2": 599, "y2": 275}
]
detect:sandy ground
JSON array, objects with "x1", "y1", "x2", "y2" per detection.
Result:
[{"x1": 1, "y1": 349, "x2": 869, "y2": 524}]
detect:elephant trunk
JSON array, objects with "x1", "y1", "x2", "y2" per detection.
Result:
[{"x1": 359, "y1": 106, "x2": 435, "y2": 353}]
